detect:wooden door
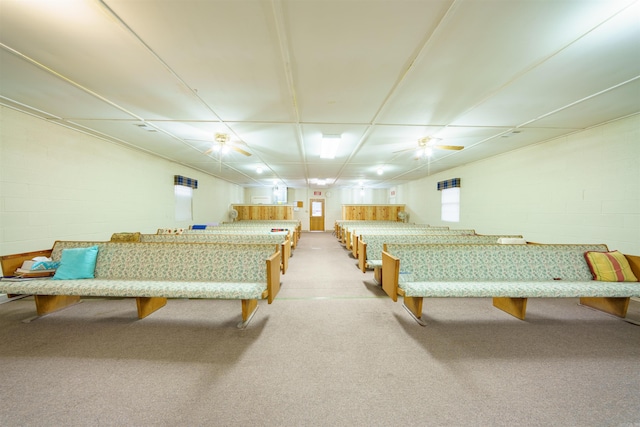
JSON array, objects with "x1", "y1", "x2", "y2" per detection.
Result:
[{"x1": 309, "y1": 198, "x2": 325, "y2": 231}]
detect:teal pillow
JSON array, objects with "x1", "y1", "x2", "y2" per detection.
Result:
[{"x1": 52, "y1": 246, "x2": 99, "y2": 280}]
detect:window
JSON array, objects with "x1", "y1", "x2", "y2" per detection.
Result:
[
  {"x1": 441, "y1": 187, "x2": 460, "y2": 222},
  {"x1": 273, "y1": 186, "x2": 287, "y2": 204},
  {"x1": 174, "y1": 185, "x2": 193, "y2": 221},
  {"x1": 312, "y1": 200, "x2": 323, "y2": 217}
]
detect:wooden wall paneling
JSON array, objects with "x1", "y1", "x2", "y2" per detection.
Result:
[
  {"x1": 231, "y1": 205, "x2": 293, "y2": 220},
  {"x1": 341, "y1": 205, "x2": 405, "y2": 221}
]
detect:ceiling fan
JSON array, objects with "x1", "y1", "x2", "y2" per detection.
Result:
[
  {"x1": 202, "y1": 133, "x2": 251, "y2": 157},
  {"x1": 394, "y1": 137, "x2": 464, "y2": 157},
  {"x1": 186, "y1": 132, "x2": 252, "y2": 157}
]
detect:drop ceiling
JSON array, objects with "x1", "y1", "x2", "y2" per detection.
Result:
[{"x1": 1, "y1": 0, "x2": 639, "y2": 190}]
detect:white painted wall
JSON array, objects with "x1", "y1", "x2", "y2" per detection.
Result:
[
  {"x1": 396, "y1": 115, "x2": 640, "y2": 254},
  {"x1": 0, "y1": 107, "x2": 244, "y2": 265},
  {"x1": 3, "y1": 103, "x2": 637, "y2": 275}
]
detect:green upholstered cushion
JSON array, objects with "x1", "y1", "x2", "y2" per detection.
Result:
[{"x1": 52, "y1": 246, "x2": 99, "y2": 280}]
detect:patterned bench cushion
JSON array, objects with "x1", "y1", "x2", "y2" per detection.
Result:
[
  {"x1": 384, "y1": 243, "x2": 640, "y2": 298},
  {"x1": 363, "y1": 234, "x2": 523, "y2": 265},
  {"x1": 183, "y1": 229, "x2": 289, "y2": 237},
  {"x1": 50, "y1": 241, "x2": 275, "y2": 283},
  {"x1": 349, "y1": 227, "x2": 475, "y2": 249},
  {"x1": 140, "y1": 233, "x2": 285, "y2": 245},
  {"x1": 0, "y1": 279, "x2": 267, "y2": 300},
  {"x1": 388, "y1": 243, "x2": 609, "y2": 282},
  {"x1": 401, "y1": 280, "x2": 640, "y2": 298}
]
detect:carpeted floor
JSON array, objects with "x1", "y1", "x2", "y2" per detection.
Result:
[{"x1": 0, "y1": 231, "x2": 639, "y2": 427}]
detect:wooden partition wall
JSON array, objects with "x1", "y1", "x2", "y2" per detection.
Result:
[
  {"x1": 341, "y1": 204, "x2": 405, "y2": 221},
  {"x1": 231, "y1": 204, "x2": 294, "y2": 220}
]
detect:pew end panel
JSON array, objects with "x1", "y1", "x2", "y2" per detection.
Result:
[
  {"x1": 358, "y1": 240, "x2": 367, "y2": 273},
  {"x1": 282, "y1": 238, "x2": 290, "y2": 275},
  {"x1": 352, "y1": 235, "x2": 359, "y2": 258},
  {"x1": 266, "y1": 251, "x2": 281, "y2": 304},
  {"x1": 381, "y1": 250, "x2": 400, "y2": 302}
]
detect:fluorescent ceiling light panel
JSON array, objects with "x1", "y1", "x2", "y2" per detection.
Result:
[{"x1": 320, "y1": 134, "x2": 341, "y2": 159}]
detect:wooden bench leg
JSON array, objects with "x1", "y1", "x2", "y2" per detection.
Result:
[
  {"x1": 136, "y1": 297, "x2": 167, "y2": 319},
  {"x1": 493, "y1": 297, "x2": 528, "y2": 320},
  {"x1": 580, "y1": 297, "x2": 629, "y2": 318},
  {"x1": 34, "y1": 295, "x2": 81, "y2": 316},
  {"x1": 403, "y1": 296, "x2": 426, "y2": 326},
  {"x1": 238, "y1": 299, "x2": 259, "y2": 329},
  {"x1": 373, "y1": 267, "x2": 382, "y2": 285}
]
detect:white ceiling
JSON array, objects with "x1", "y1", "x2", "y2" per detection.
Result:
[{"x1": 1, "y1": 0, "x2": 639, "y2": 190}]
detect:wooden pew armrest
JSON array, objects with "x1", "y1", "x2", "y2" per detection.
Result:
[
  {"x1": 1, "y1": 249, "x2": 53, "y2": 277},
  {"x1": 625, "y1": 254, "x2": 640, "y2": 279},
  {"x1": 358, "y1": 240, "x2": 367, "y2": 273}
]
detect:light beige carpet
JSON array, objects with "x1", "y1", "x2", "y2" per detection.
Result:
[{"x1": 0, "y1": 231, "x2": 639, "y2": 427}]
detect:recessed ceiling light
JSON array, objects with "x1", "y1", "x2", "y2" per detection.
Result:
[{"x1": 321, "y1": 134, "x2": 341, "y2": 159}]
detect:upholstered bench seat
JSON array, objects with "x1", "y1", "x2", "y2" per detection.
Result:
[
  {"x1": 400, "y1": 280, "x2": 640, "y2": 298},
  {"x1": 382, "y1": 243, "x2": 640, "y2": 325},
  {"x1": 358, "y1": 233, "x2": 524, "y2": 282},
  {"x1": 347, "y1": 227, "x2": 473, "y2": 252},
  {"x1": 136, "y1": 232, "x2": 291, "y2": 274},
  {"x1": 1, "y1": 240, "x2": 281, "y2": 328},
  {"x1": 0, "y1": 279, "x2": 269, "y2": 300},
  {"x1": 367, "y1": 260, "x2": 383, "y2": 269}
]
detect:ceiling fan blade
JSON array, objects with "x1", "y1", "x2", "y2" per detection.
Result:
[
  {"x1": 433, "y1": 145, "x2": 464, "y2": 151},
  {"x1": 392, "y1": 147, "x2": 418, "y2": 154},
  {"x1": 230, "y1": 146, "x2": 251, "y2": 156},
  {"x1": 203, "y1": 147, "x2": 215, "y2": 155}
]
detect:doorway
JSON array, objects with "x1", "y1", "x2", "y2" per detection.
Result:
[{"x1": 309, "y1": 198, "x2": 325, "y2": 231}]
